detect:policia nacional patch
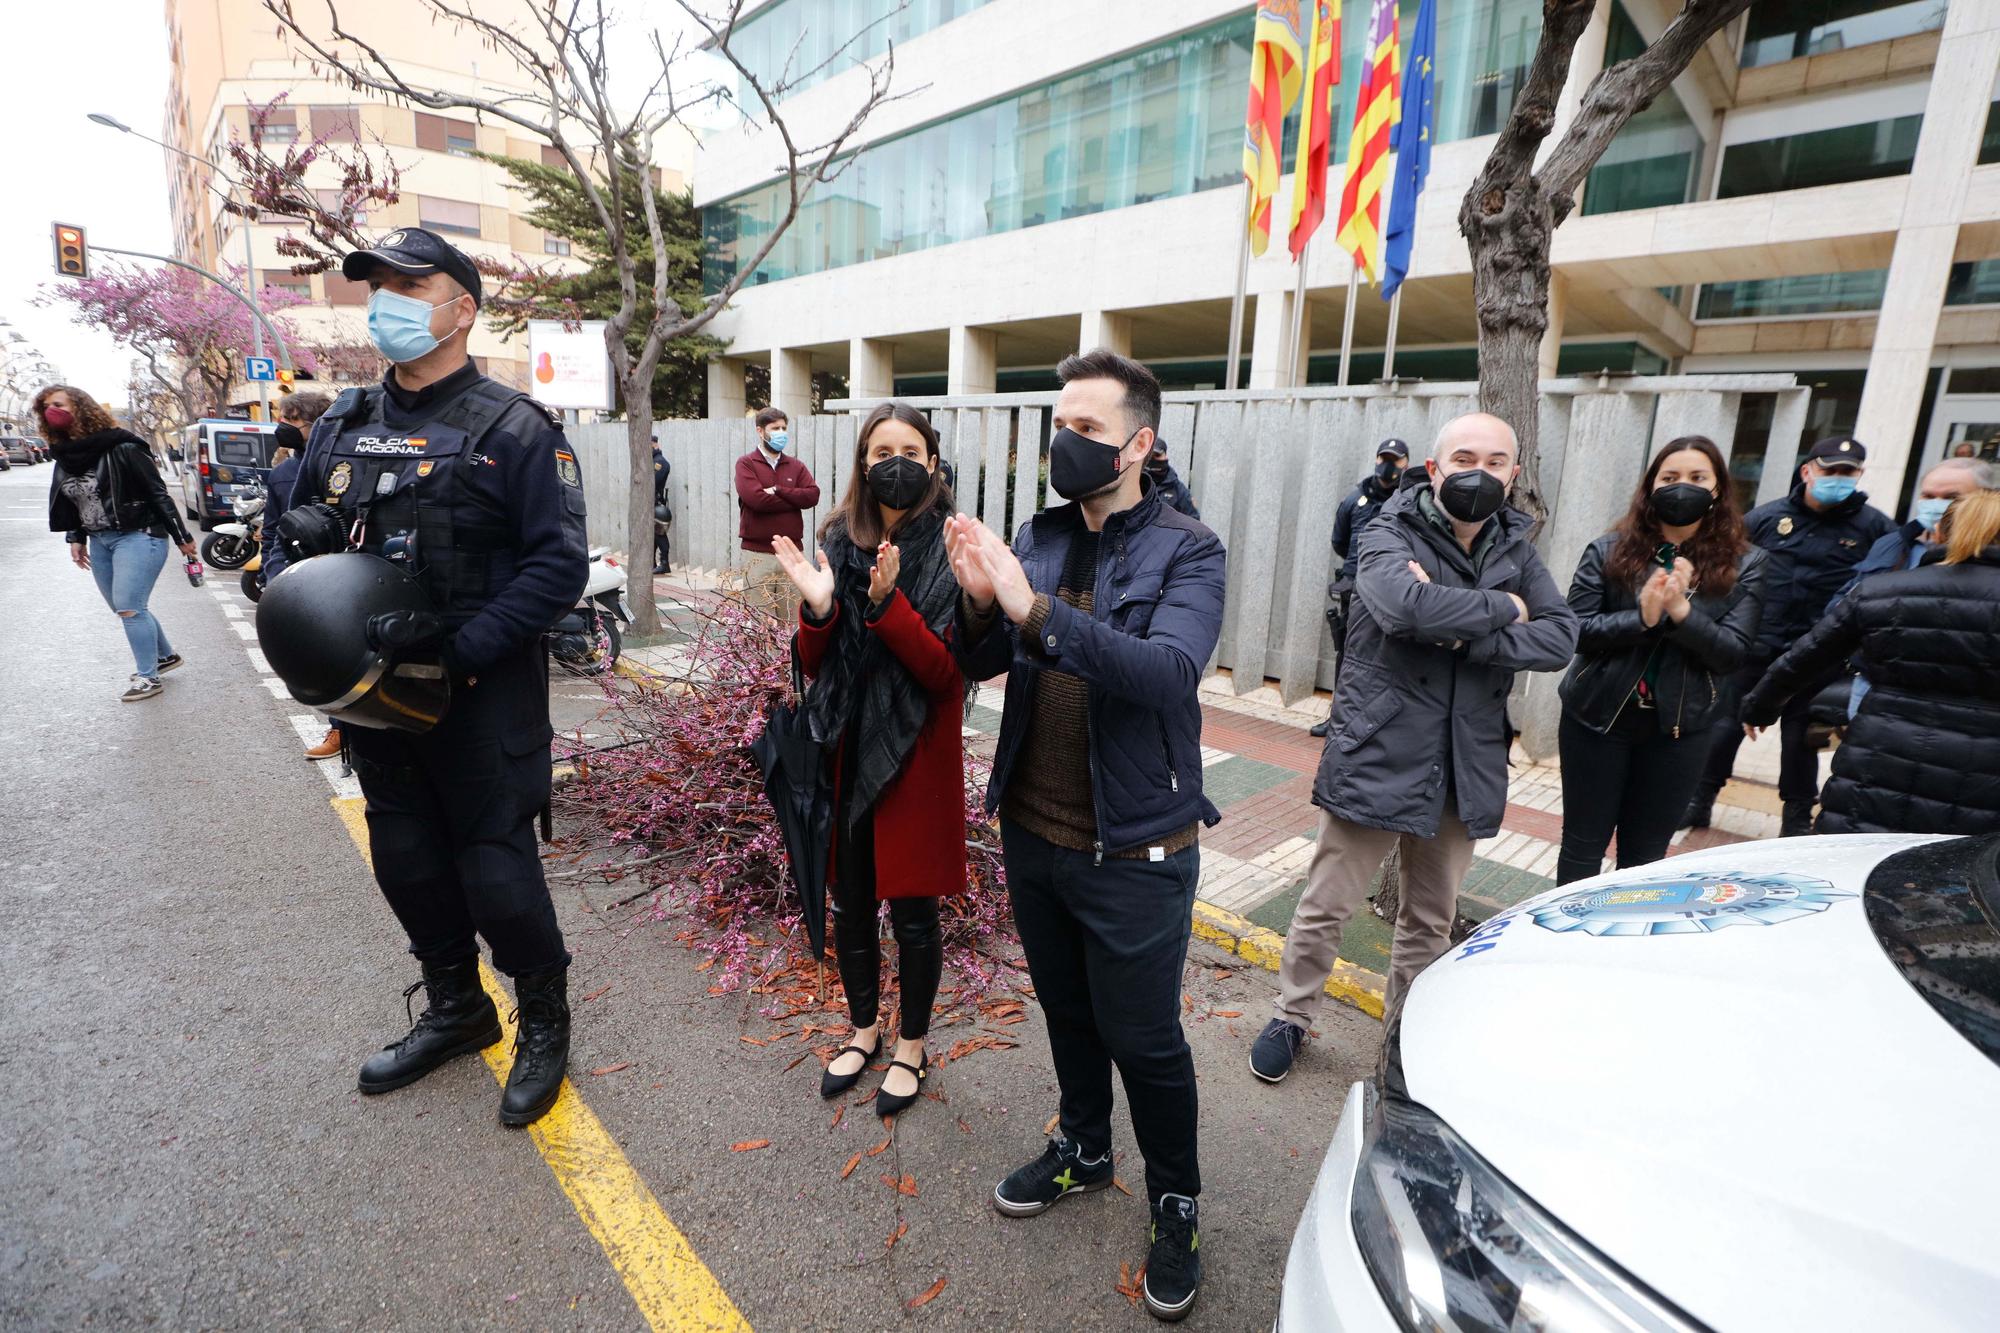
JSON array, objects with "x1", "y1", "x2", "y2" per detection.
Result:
[{"x1": 555, "y1": 450, "x2": 580, "y2": 487}]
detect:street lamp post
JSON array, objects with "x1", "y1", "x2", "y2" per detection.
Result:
[{"x1": 89, "y1": 112, "x2": 272, "y2": 422}]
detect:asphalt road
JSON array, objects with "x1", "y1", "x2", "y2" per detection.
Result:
[{"x1": 0, "y1": 460, "x2": 1382, "y2": 1330}]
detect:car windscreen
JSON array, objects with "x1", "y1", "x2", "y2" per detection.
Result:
[
  {"x1": 1865, "y1": 835, "x2": 2000, "y2": 1068},
  {"x1": 210, "y1": 430, "x2": 269, "y2": 468}
]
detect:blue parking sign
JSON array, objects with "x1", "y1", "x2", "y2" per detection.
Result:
[{"x1": 245, "y1": 356, "x2": 276, "y2": 382}]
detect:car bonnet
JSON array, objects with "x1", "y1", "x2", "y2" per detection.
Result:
[{"x1": 1397, "y1": 834, "x2": 2000, "y2": 1333}]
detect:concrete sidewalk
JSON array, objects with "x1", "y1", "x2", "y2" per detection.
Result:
[{"x1": 638, "y1": 571, "x2": 1802, "y2": 1013}]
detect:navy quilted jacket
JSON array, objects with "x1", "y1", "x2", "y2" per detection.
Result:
[{"x1": 954, "y1": 484, "x2": 1227, "y2": 856}]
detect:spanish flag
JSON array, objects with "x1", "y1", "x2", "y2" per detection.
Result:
[
  {"x1": 1334, "y1": 0, "x2": 1401, "y2": 282},
  {"x1": 1243, "y1": 2, "x2": 1307, "y2": 258},
  {"x1": 1287, "y1": 0, "x2": 1342, "y2": 258}
]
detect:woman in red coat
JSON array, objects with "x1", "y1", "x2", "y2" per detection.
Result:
[{"x1": 772, "y1": 402, "x2": 965, "y2": 1119}]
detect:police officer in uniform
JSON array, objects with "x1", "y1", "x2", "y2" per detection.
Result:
[
  {"x1": 264, "y1": 228, "x2": 589, "y2": 1126},
  {"x1": 1311, "y1": 439, "x2": 1409, "y2": 737},
  {"x1": 1682, "y1": 435, "x2": 1894, "y2": 835}
]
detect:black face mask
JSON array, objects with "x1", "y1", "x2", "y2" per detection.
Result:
[
  {"x1": 866, "y1": 455, "x2": 932, "y2": 511},
  {"x1": 1436, "y1": 467, "x2": 1508, "y2": 524},
  {"x1": 1374, "y1": 459, "x2": 1402, "y2": 487},
  {"x1": 1050, "y1": 427, "x2": 1135, "y2": 501},
  {"x1": 274, "y1": 422, "x2": 306, "y2": 451},
  {"x1": 1648, "y1": 482, "x2": 1715, "y2": 527}
]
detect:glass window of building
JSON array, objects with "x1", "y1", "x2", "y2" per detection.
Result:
[
  {"x1": 1580, "y1": 3, "x2": 1703, "y2": 215},
  {"x1": 721, "y1": 0, "x2": 995, "y2": 109},
  {"x1": 1946, "y1": 259, "x2": 2000, "y2": 306},
  {"x1": 1740, "y1": 1, "x2": 1946, "y2": 69},
  {"x1": 1716, "y1": 114, "x2": 1922, "y2": 198},
  {"x1": 1697, "y1": 269, "x2": 1890, "y2": 319},
  {"x1": 1725, "y1": 369, "x2": 1867, "y2": 510},
  {"x1": 417, "y1": 112, "x2": 479, "y2": 158},
  {"x1": 544, "y1": 236, "x2": 573, "y2": 256},
  {"x1": 417, "y1": 195, "x2": 482, "y2": 237}
]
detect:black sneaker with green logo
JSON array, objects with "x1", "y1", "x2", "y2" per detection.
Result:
[
  {"x1": 1143, "y1": 1193, "x2": 1201, "y2": 1322},
  {"x1": 992, "y1": 1134, "x2": 1114, "y2": 1218}
]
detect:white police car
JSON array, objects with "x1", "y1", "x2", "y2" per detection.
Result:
[{"x1": 1277, "y1": 833, "x2": 2000, "y2": 1332}]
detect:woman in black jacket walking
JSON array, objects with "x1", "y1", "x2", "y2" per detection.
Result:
[
  {"x1": 1557, "y1": 436, "x2": 1766, "y2": 883},
  {"x1": 37, "y1": 385, "x2": 196, "y2": 702},
  {"x1": 1741, "y1": 489, "x2": 2000, "y2": 835}
]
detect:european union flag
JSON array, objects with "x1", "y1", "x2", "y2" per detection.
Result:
[{"x1": 1381, "y1": 0, "x2": 1436, "y2": 302}]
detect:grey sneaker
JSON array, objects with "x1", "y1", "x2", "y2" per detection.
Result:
[
  {"x1": 121, "y1": 675, "x2": 163, "y2": 703},
  {"x1": 156, "y1": 653, "x2": 184, "y2": 674},
  {"x1": 1249, "y1": 1019, "x2": 1307, "y2": 1083}
]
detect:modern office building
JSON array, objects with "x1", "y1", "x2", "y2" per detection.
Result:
[
  {"x1": 696, "y1": 0, "x2": 2000, "y2": 511},
  {"x1": 159, "y1": 0, "x2": 694, "y2": 412}
]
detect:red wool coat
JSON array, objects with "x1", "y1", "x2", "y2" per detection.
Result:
[{"x1": 797, "y1": 589, "x2": 967, "y2": 900}]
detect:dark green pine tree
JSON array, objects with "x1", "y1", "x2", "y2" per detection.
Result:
[{"x1": 477, "y1": 152, "x2": 724, "y2": 419}]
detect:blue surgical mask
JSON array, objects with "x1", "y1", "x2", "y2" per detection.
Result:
[
  {"x1": 1809, "y1": 474, "x2": 1858, "y2": 504},
  {"x1": 765, "y1": 431, "x2": 789, "y2": 452},
  {"x1": 1913, "y1": 497, "x2": 1953, "y2": 531},
  {"x1": 366, "y1": 288, "x2": 467, "y2": 364}
]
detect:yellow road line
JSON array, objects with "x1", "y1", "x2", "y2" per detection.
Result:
[
  {"x1": 331, "y1": 796, "x2": 750, "y2": 1332},
  {"x1": 1190, "y1": 899, "x2": 1386, "y2": 1020}
]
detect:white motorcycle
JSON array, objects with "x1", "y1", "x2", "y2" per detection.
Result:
[
  {"x1": 201, "y1": 478, "x2": 266, "y2": 571},
  {"x1": 547, "y1": 546, "x2": 632, "y2": 675}
]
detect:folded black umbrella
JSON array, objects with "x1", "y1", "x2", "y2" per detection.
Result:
[{"x1": 751, "y1": 647, "x2": 832, "y2": 962}]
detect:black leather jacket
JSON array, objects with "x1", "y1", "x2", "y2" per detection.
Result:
[
  {"x1": 1559, "y1": 534, "x2": 1768, "y2": 739},
  {"x1": 47, "y1": 432, "x2": 190, "y2": 545}
]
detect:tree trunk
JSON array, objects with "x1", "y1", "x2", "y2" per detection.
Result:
[
  {"x1": 624, "y1": 396, "x2": 660, "y2": 636},
  {"x1": 1468, "y1": 185, "x2": 1557, "y2": 526}
]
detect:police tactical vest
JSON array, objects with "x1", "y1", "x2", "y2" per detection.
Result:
[{"x1": 310, "y1": 378, "x2": 560, "y2": 621}]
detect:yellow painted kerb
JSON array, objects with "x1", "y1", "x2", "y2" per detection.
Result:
[
  {"x1": 1190, "y1": 899, "x2": 1386, "y2": 1020},
  {"x1": 332, "y1": 796, "x2": 751, "y2": 1332}
]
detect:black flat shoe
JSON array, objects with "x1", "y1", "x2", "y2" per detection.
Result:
[
  {"x1": 875, "y1": 1051, "x2": 928, "y2": 1119},
  {"x1": 819, "y1": 1032, "x2": 883, "y2": 1099}
]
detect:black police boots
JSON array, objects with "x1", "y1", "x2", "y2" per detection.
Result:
[
  {"x1": 358, "y1": 957, "x2": 503, "y2": 1094},
  {"x1": 1679, "y1": 785, "x2": 1718, "y2": 830},
  {"x1": 499, "y1": 966, "x2": 571, "y2": 1127},
  {"x1": 1780, "y1": 800, "x2": 1817, "y2": 837}
]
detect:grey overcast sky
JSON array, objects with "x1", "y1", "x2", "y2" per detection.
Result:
[{"x1": 0, "y1": 0, "x2": 724, "y2": 407}]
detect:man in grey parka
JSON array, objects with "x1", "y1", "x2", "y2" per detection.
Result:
[{"x1": 1250, "y1": 413, "x2": 1579, "y2": 1082}]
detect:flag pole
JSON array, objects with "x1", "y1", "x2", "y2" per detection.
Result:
[
  {"x1": 1337, "y1": 265, "x2": 1360, "y2": 386},
  {"x1": 1226, "y1": 184, "x2": 1252, "y2": 392},
  {"x1": 1287, "y1": 242, "x2": 1312, "y2": 387},
  {"x1": 1382, "y1": 286, "x2": 1403, "y2": 381}
]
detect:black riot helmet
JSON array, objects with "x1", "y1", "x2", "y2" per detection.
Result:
[{"x1": 255, "y1": 552, "x2": 451, "y2": 732}]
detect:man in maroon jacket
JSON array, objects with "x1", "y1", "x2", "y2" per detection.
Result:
[{"x1": 734, "y1": 406, "x2": 820, "y2": 620}]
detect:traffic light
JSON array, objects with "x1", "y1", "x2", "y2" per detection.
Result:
[
  {"x1": 52, "y1": 223, "x2": 88, "y2": 278},
  {"x1": 277, "y1": 368, "x2": 295, "y2": 392}
]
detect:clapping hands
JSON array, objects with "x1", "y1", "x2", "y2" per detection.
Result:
[
  {"x1": 770, "y1": 535, "x2": 835, "y2": 619},
  {"x1": 866, "y1": 541, "x2": 901, "y2": 608},
  {"x1": 944, "y1": 514, "x2": 1035, "y2": 623}
]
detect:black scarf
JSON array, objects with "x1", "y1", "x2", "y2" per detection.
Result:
[
  {"x1": 803, "y1": 506, "x2": 961, "y2": 828},
  {"x1": 52, "y1": 428, "x2": 142, "y2": 479}
]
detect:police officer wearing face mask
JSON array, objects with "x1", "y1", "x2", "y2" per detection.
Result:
[
  {"x1": 1682, "y1": 435, "x2": 1895, "y2": 836},
  {"x1": 262, "y1": 227, "x2": 589, "y2": 1126},
  {"x1": 1312, "y1": 440, "x2": 1410, "y2": 736}
]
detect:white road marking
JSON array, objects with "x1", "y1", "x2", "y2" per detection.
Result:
[
  {"x1": 221, "y1": 602, "x2": 243, "y2": 619},
  {"x1": 231, "y1": 622, "x2": 256, "y2": 641},
  {"x1": 246, "y1": 647, "x2": 271, "y2": 674},
  {"x1": 290, "y1": 714, "x2": 362, "y2": 800}
]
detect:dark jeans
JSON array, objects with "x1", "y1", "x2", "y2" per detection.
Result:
[
  {"x1": 830, "y1": 802, "x2": 941, "y2": 1041},
  {"x1": 1002, "y1": 817, "x2": 1201, "y2": 1204},
  {"x1": 1557, "y1": 707, "x2": 1710, "y2": 885},
  {"x1": 1697, "y1": 656, "x2": 1821, "y2": 805},
  {"x1": 347, "y1": 651, "x2": 568, "y2": 979}
]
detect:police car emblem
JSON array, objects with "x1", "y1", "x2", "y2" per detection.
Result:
[
  {"x1": 1777, "y1": 516, "x2": 1794, "y2": 535},
  {"x1": 327, "y1": 462, "x2": 353, "y2": 497},
  {"x1": 1528, "y1": 872, "x2": 1854, "y2": 936},
  {"x1": 555, "y1": 450, "x2": 580, "y2": 487}
]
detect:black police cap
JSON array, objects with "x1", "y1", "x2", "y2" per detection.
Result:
[
  {"x1": 1376, "y1": 439, "x2": 1410, "y2": 461},
  {"x1": 1803, "y1": 436, "x2": 1866, "y2": 469},
  {"x1": 341, "y1": 227, "x2": 483, "y2": 305}
]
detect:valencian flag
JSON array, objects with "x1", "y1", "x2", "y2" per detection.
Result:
[
  {"x1": 1382, "y1": 0, "x2": 1437, "y2": 300},
  {"x1": 1334, "y1": 0, "x2": 1401, "y2": 282},
  {"x1": 1243, "y1": 1, "x2": 1307, "y2": 258},
  {"x1": 1287, "y1": 0, "x2": 1343, "y2": 257}
]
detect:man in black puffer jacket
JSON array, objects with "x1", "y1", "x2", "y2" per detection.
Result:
[
  {"x1": 1740, "y1": 491, "x2": 2000, "y2": 834},
  {"x1": 1684, "y1": 436, "x2": 1894, "y2": 834}
]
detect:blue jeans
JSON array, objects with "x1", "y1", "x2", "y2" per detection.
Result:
[{"x1": 87, "y1": 530, "x2": 174, "y2": 678}]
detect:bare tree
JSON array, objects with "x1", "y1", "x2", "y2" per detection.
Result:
[
  {"x1": 264, "y1": 0, "x2": 912, "y2": 633},
  {"x1": 1461, "y1": 0, "x2": 1752, "y2": 523}
]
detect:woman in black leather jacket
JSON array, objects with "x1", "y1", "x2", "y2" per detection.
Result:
[
  {"x1": 1556, "y1": 436, "x2": 1766, "y2": 883},
  {"x1": 38, "y1": 385, "x2": 196, "y2": 703}
]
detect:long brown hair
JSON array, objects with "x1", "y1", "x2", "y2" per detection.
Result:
[
  {"x1": 1604, "y1": 435, "x2": 1749, "y2": 598},
  {"x1": 1941, "y1": 489, "x2": 2000, "y2": 564},
  {"x1": 820, "y1": 402, "x2": 954, "y2": 549},
  {"x1": 31, "y1": 384, "x2": 119, "y2": 442}
]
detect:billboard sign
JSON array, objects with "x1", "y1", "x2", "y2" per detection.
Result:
[{"x1": 527, "y1": 320, "x2": 613, "y2": 411}]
